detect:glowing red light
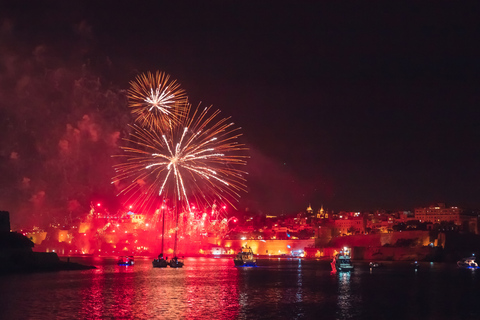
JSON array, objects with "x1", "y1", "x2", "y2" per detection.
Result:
[
  {"x1": 192, "y1": 206, "x2": 196, "y2": 210},
  {"x1": 233, "y1": 219, "x2": 237, "y2": 223},
  {"x1": 97, "y1": 203, "x2": 101, "y2": 207},
  {"x1": 222, "y1": 206, "x2": 226, "y2": 209}
]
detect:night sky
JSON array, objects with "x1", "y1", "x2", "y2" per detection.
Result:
[{"x1": 1, "y1": 1, "x2": 480, "y2": 226}]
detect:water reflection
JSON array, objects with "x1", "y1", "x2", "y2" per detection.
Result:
[
  {"x1": 295, "y1": 259, "x2": 304, "y2": 319},
  {"x1": 75, "y1": 257, "x2": 241, "y2": 319},
  {"x1": 80, "y1": 269, "x2": 106, "y2": 319},
  {"x1": 113, "y1": 268, "x2": 135, "y2": 318},
  {"x1": 183, "y1": 259, "x2": 239, "y2": 319},
  {"x1": 296, "y1": 259, "x2": 303, "y2": 304},
  {"x1": 336, "y1": 271, "x2": 362, "y2": 320},
  {"x1": 4, "y1": 258, "x2": 480, "y2": 319},
  {"x1": 146, "y1": 266, "x2": 188, "y2": 318}
]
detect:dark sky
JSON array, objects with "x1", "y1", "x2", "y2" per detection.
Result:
[{"x1": 1, "y1": 1, "x2": 480, "y2": 224}]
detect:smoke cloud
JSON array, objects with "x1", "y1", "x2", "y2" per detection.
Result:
[{"x1": 0, "y1": 17, "x2": 132, "y2": 228}]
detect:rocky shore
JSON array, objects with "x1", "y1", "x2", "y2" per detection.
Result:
[{"x1": 0, "y1": 230, "x2": 96, "y2": 274}]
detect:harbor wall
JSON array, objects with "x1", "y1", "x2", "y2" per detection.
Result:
[
  {"x1": 211, "y1": 239, "x2": 315, "y2": 255},
  {"x1": 354, "y1": 246, "x2": 441, "y2": 261},
  {"x1": 304, "y1": 231, "x2": 443, "y2": 261},
  {"x1": 328, "y1": 231, "x2": 435, "y2": 248}
]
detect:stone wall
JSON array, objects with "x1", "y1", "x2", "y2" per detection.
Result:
[
  {"x1": 358, "y1": 246, "x2": 440, "y2": 261},
  {"x1": 215, "y1": 239, "x2": 315, "y2": 255},
  {"x1": 329, "y1": 231, "x2": 434, "y2": 248}
]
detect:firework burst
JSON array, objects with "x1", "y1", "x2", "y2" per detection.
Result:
[
  {"x1": 113, "y1": 105, "x2": 248, "y2": 213},
  {"x1": 127, "y1": 71, "x2": 189, "y2": 128}
]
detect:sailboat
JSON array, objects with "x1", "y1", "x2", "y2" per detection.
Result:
[
  {"x1": 152, "y1": 202, "x2": 168, "y2": 268},
  {"x1": 169, "y1": 200, "x2": 184, "y2": 268}
]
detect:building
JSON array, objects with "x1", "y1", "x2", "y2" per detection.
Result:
[
  {"x1": 334, "y1": 218, "x2": 364, "y2": 235},
  {"x1": 414, "y1": 203, "x2": 461, "y2": 225},
  {"x1": 316, "y1": 205, "x2": 328, "y2": 219}
]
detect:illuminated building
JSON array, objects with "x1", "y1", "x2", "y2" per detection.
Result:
[
  {"x1": 414, "y1": 203, "x2": 461, "y2": 224},
  {"x1": 218, "y1": 239, "x2": 314, "y2": 256},
  {"x1": 334, "y1": 218, "x2": 365, "y2": 235},
  {"x1": 317, "y1": 205, "x2": 327, "y2": 219}
]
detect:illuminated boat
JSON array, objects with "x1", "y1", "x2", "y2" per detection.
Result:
[
  {"x1": 457, "y1": 256, "x2": 480, "y2": 269},
  {"x1": 169, "y1": 256, "x2": 184, "y2": 268},
  {"x1": 234, "y1": 247, "x2": 257, "y2": 267},
  {"x1": 331, "y1": 247, "x2": 354, "y2": 272},
  {"x1": 152, "y1": 253, "x2": 168, "y2": 268},
  {"x1": 412, "y1": 261, "x2": 420, "y2": 270},
  {"x1": 117, "y1": 256, "x2": 135, "y2": 266}
]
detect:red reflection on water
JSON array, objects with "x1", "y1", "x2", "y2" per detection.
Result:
[
  {"x1": 80, "y1": 268, "x2": 106, "y2": 319},
  {"x1": 79, "y1": 259, "x2": 138, "y2": 319},
  {"x1": 144, "y1": 262, "x2": 188, "y2": 318},
  {"x1": 76, "y1": 257, "x2": 241, "y2": 318},
  {"x1": 112, "y1": 265, "x2": 135, "y2": 319},
  {"x1": 183, "y1": 258, "x2": 240, "y2": 319}
]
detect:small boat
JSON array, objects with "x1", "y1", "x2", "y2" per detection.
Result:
[
  {"x1": 117, "y1": 256, "x2": 135, "y2": 266},
  {"x1": 457, "y1": 256, "x2": 480, "y2": 269},
  {"x1": 234, "y1": 247, "x2": 257, "y2": 267},
  {"x1": 152, "y1": 254, "x2": 168, "y2": 268},
  {"x1": 369, "y1": 261, "x2": 381, "y2": 268},
  {"x1": 331, "y1": 247, "x2": 354, "y2": 272},
  {"x1": 412, "y1": 261, "x2": 420, "y2": 270},
  {"x1": 169, "y1": 256, "x2": 184, "y2": 268}
]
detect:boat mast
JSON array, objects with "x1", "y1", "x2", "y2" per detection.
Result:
[
  {"x1": 161, "y1": 199, "x2": 165, "y2": 256},
  {"x1": 173, "y1": 195, "x2": 179, "y2": 258}
]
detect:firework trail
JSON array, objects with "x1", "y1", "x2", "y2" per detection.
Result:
[
  {"x1": 127, "y1": 71, "x2": 189, "y2": 128},
  {"x1": 113, "y1": 105, "x2": 248, "y2": 214}
]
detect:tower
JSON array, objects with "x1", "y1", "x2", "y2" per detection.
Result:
[
  {"x1": 317, "y1": 205, "x2": 327, "y2": 219},
  {"x1": 306, "y1": 204, "x2": 313, "y2": 217}
]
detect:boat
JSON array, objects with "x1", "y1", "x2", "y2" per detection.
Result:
[
  {"x1": 117, "y1": 256, "x2": 135, "y2": 266},
  {"x1": 369, "y1": 261, "x2": 381, "y2": 268},
  {"x1": 233, "y1": 246, "x2": 257, "y2": 267},
  {"x1": 153, "y1": 202, "x2": 169, "y2": 268},
  {"x1": 169, "y1": 256, "x2": 184, "y2": 268},
  {"x1": 412, "y1": 261, "x2": 420, "y2": 270},
  {"x1": 152, "y1": 198, "x2": 184, "y2": 268},
  {"x1": 457, "y1": 256, "x2": 480, "y2": 269},
  {"x1": 331, "y1": 247, "x2": 354, "y2": 272},
  {"x1": 152, "y1": 253, "x2": 168, "y2": 268}
]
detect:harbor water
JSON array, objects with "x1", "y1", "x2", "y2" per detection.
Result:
[{"x1": 1, "y1": 257, "x2": 479, "y2": 319}]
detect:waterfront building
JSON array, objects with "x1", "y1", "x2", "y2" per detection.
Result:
[
  {"x1": 415, "y1": 203, "x2": 461, "y2": 225},
  {"x1": 217, "y1": 238, "x2": 314, "y2": 256}
]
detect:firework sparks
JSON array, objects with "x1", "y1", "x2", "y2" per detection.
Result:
[
  {"x1": 113, "y1": 105, "x2": 248, "y2": 213},
  {"x1": 127, "y1": 71, "x2": 189, "y2": 128}
]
